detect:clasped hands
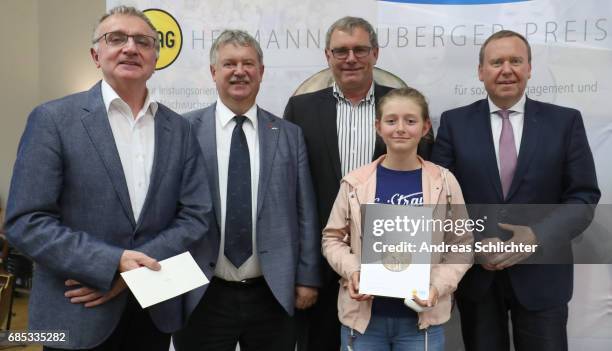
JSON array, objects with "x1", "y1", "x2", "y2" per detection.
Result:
[
  {"x1": 64, "y1": 250, "x2": 160, "y2": 307},
  {"x1": 479, "y1": 223, "x2": 538, "y2": 271},
  {"x1": 348, "y1": 271, "x2": 439, "y2": 308}
]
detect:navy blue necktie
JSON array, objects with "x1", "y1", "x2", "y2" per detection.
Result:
[{"x1": 224, "y1": 115, "x2": 253, "y2": 267}]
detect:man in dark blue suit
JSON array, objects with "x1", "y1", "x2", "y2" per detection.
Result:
[
  {"x1": 432, "y1": 30, "x2": 600, "y2": 351},
  {"x1": 4, "y1": 6, "x2": 212, "y2": 350}
]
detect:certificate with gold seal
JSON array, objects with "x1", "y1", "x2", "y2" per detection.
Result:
[{"x1": 359, "y1": 203, "x2": 432, "y2": 300}]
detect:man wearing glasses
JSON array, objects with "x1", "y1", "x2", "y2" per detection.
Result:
[
  {"x1": 284, "y1": 16, "x2": 432, "y2": 351},
  {"x1": 5, "y1": 6, "x2": 212, "y2": 350}
]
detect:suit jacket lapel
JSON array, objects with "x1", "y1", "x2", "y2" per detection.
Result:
[
  {"x1": 506, "y1": 97, "x2": 540, "y2": 200},
  {"x1": 80, "y1": 82, "x2": 136, "y2": 227},
  {"x1": 474, "y1": 100, "x2": 504, "y2": 201},
  {"x1": 199, "y1": 104, "x2": 222, "y2": 228},
  {"x1": 318, "y1": 90, "x2": 342, "y2": 181},
  {"x1": 257, "y1": 107, "x2": 281, "y2": 214},
  {"x1": 257, "y1": 108, "x2": 280, "y2": 216},
  {"x1": 136, "y1": 108, "x2": 172, "y2": 228}
]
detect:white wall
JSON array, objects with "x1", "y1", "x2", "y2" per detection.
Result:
[{"x1": 0, "y1": 0, "x2": 105, "y2": 214}]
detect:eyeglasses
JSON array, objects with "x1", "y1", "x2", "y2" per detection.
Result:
[
  {"x1": 93, "y1": 31, "x2": 157, "y2": 50},
  {"x1": 329, "y1": 46, "x2": 373, "y2": 59}
]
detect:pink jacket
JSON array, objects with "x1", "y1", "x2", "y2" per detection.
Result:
[{"x1": 322, "y1": 156, "x2": 473, "y2": 332}]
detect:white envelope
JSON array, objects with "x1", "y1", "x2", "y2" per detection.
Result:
[{"x1": 120, "y1": 252, "x2": 209, "y2": 308}]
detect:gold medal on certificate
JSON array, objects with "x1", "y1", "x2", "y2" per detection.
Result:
[{"x1": 381, "y1": 252, "x2": 412, "y2": 272}]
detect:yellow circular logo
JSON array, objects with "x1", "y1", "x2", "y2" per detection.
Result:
[{"x1": 143, "y1": 9, "x2": 182, "y2": 70}]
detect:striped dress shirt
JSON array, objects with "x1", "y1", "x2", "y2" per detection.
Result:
[{"x1": 333, "y1": 82, "x2": 377, "y2": 176}]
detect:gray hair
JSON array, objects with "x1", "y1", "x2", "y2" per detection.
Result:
[
  {"x1": 325, "y1": 16, "x2": 378, "y2": 49},
  {"x1": 479, "y1": 30, "x2": 531, "y2": 65},
  {"x1": 92, "y1": 5, "x2": 160, "y2": 56},
  {"x1": 209, "y1": 29, "x2": 264, "y2": 65}
]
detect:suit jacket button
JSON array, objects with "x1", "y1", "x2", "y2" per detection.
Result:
[{"x1": 209, "y1": 262, "x2": 216, "y2": 268}]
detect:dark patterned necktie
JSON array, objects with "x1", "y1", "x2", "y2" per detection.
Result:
[{"x1": 224, "y1": 115, "x2": 252, "y2": 267}]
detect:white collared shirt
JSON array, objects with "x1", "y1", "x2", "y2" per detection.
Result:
[
  {"x1": 333, "y1": 82, "x2": 377, "y2": 176},
  {"x1": 101, "y1": 80, "x2": 157, "y2": 222},
  {"x1": 488, "y1": 94, "x2": 526, "y2": 172},
  {"x1": 214, "y1": 99, "x2": 262, "y2": 281}
]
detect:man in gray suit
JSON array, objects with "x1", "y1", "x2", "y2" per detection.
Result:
[
  {"x1": 172, "y1": 29, "x2": 321, "y2": 351},
  {"x1": 4, "y1": 6, "x2": 212, "y2": 350}
]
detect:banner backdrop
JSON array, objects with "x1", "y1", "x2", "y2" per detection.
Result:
[{"x1": 108, "y1": 0, "x2": 612, "y2": 349}]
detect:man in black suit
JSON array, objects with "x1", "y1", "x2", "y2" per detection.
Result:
[
  {"x1": 284, "y1": 16, "x2": 432, "y2": 351},
  {"x1": 431, "y1": 30, "x2": 600, "y2": 351}
]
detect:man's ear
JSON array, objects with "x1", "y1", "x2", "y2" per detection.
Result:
[
  {"x1": 210, "y1": 64, "x2": 217, "y2": 82},
  {"x1": 90, "y1": 48, "x2": 101, "y2": 68},
  {"x1": 325, "y1": 48, "x2": 332, "y2": 63},
  {"x1": 372, "y1": 47, "x2": 379, "y2": 63}
]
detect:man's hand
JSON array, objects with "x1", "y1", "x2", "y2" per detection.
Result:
[
  {"x1": 478, "y1": 237, "x2": 505, "y2": 271},
  {"x1": 119, "y1": 250, "x2": 161, "y2": 272},
  {"x1": 413, "y1": 285, "x2": 439, "y2": 308},
  {"x1": 478, "y1": 223, "x2": 537, "y2": 270},
  {"x1": 348, "y1": 271, "x2": 372, "y2": 302},
  {"x1": 64, "y1": 250, "x2": 161, "y2": 307},
  {"x1": 64, "y1": 278, "x2": 127, "y2": 308},
  {"x1": 295, "y1": 286, "x2": 318, "y2": 310}
]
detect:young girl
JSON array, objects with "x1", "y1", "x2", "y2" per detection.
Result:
[{"x1": 322, "y1": 87, "x2": 473, "y2": 351}]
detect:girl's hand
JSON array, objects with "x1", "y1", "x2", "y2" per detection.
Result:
[
  {"x1": 413, "y1": 285, "x2": 439, "y2": 307},
  {"x1": 348, "y1": 271, "x2": 373, "y2": 301}
]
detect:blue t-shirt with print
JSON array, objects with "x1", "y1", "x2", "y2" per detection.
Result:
[{"x1": 371, "y1": 164, "x2": 423, "y2": 318}]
